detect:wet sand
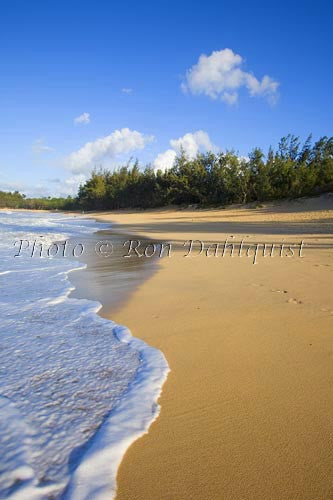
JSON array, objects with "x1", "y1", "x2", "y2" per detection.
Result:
[
  {"x1": 86, "y1": 195, "x2": 333, "y2": 499},
  {"x1": 68, "y1": 228, "x2": 161, "y2": 314}
]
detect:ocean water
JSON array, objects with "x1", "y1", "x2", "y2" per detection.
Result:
[{"x1": 0, "y1": 211, "x2": 169, "y2": 499}]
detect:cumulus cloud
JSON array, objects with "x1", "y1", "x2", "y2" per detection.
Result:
[
  {"x1": 74, "y1": 112, "x2": 90, "y2": 124},
  {"x1": 67, "y1": 128, "x2": 154, "y2": 173},
  {"x1": 153, "y1": 149, "x2": 177, "y2": 172},
  {"x1": 170, "y1": 131, "x2": 217, "y2": 157},
  {"x1": 153, "y1": 131, "x2": 217, "y2": 172},
  {"x1": 182, "y1": 48, "x2": 279, "y2": 105},
  {"x1": 32, "y1": 138, "x2": 54, "y2": 155}
]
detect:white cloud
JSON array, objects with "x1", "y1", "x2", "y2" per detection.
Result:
[
  {"x1": 32, "y1": 138, "x2": 54, "y2": 155},
  {"x1": 153, "y1": 149, "x2": 177, "y2": 172},
  {"x1": 182, "y1": 48, "x2": 279, "y2": 105},
  {"x1": 121, "y1": 88, "x2": 133, "y2": 94},
  {"x1": 74, "y1": 112, "x2": 90, "y2": 124},
  {"x1": 153, "y1": 131, "x2": 217, "y2": 172},
  {"x1": 170, "y1": 131, "x2": 217, "y2": 157},
  {"x1": 67, "y1": 127, "x2": 154, "y2": 173}
]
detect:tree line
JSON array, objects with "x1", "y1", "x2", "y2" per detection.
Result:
[
  {"x1": 77, "y1": 134, "x2": 333, "y2": 209},
  {"x1": 0, "y1": 191, "x2": 75, "y2": 210},
  {"x1": 1, "y1": 135, "x2": 332, "y2": 211}
]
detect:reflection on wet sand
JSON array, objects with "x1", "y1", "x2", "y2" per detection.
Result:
[{"x1": 69, "y1": 228, "x2": 161, "y2": 316}]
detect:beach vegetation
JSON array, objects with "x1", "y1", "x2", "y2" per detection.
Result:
[
  {"x1": 76, "y1": 134, "x2": 333, "y2": 209},
  {"x1": 1, "y1": 135, "x2": 332, "y2": 211}
]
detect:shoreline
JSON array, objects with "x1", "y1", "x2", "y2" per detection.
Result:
[
  {"x1": 63, "y1": 218, "x2": 170, "y2": 499},
  {"x1": 85, "y1": 195, "x2": 333, "y2": 499},
  {"x1": 2, "y1": 198, "x2": 333, "y2": 498},
  {"x1": 0, "y1": 210, "x2": 169, "y2": 499}
]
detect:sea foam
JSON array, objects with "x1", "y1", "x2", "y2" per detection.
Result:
[{"x1": 0, "y1": 211, "x2": 169, "y2": 499}]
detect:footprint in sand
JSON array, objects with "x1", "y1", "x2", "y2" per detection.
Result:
[{"x1": 287, "y1": 298, "x2": 303, "y2": 305}]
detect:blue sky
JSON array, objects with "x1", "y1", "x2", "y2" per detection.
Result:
[{"x1": 1, "y1": 0, "x2": 332, "y2": 197}]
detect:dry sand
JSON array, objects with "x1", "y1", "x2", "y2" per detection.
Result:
[{"x1": 89, "y1": 195, "x2": 333, "y2": 500}]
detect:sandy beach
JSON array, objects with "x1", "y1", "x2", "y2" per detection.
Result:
[
  {"x1": 2, "y1": 3, "x2": 332, "y2": 498},
  {"x1": 85, "y1": 195, "x2": 333, "y2": 500}
]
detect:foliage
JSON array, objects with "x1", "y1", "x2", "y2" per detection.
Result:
[
  {"x1": 1, "y1": 135, "x2": 332, "y2": 211},
  {"x1": 0, "y1": 191, "x2": 75, "y2": 210},
  {"x1": 76, "y1": 135, "x2": 333, "y2": 210}
]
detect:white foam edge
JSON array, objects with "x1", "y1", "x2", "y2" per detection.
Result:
[
  {"x1": 8, "y1": 258, "x2": 169, "y2": 500},
  {"x1": 3, "y1": 218, "x2": 170, "y2": 499},
  {"x1": 63, "y1": 324, "x2": 169, "y2": 500},
  {"x1": 8, "y1": 324, "x2": 169, "y2": 500}
]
